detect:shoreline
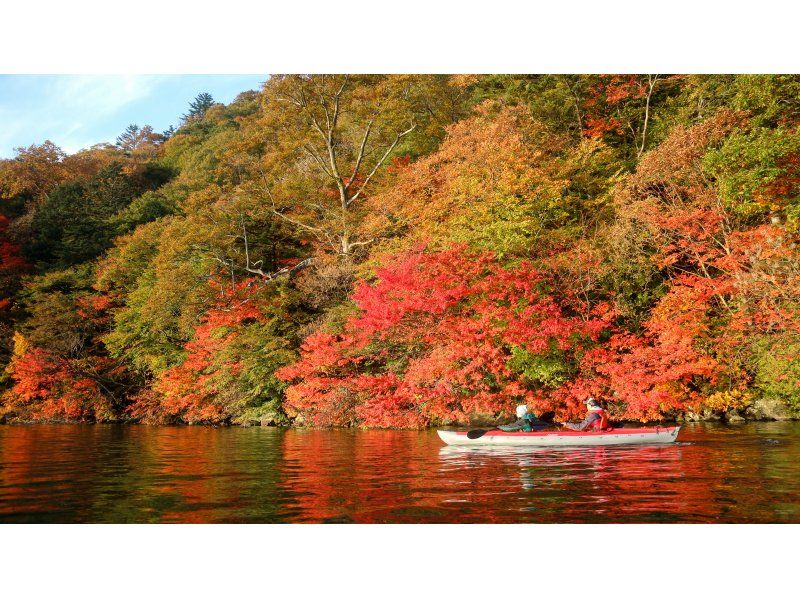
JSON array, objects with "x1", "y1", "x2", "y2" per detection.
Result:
[{"x1": 2, "y1": 413, "x2": 799, "y2": 428}]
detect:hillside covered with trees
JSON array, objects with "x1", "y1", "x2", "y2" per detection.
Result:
[{"x1": 2, "y1": 74, "x2": 800, "y2": 427}]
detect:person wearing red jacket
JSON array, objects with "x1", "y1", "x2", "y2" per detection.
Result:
[{"x1": 561, "y1": 398, "x2": 611, "y2": 431}]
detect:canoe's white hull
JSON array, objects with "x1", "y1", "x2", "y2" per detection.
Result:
[{"x1": 437, "y1": 427, "x2": 680, "y2": 447}]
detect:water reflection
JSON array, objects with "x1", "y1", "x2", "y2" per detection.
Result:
[
  {"x1": 1, "y1": 423, "x2": 799, "y2": 523},
  {"x1": 434, "y1": 443, "x2": 693, "y2": 522}
]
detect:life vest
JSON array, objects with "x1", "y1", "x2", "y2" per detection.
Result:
[
  {"x1": 521, "y1": 413, "x2": 538, "y2": 432},
  {"x1": 588, "y1": 408, "x2": 610, "y2": 431}
]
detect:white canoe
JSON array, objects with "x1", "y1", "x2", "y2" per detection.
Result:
[{"x1": 437, "y1": 426, "x2": 681, "y2": 447}]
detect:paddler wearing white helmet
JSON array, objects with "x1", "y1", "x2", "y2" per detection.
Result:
[
  {"x1": 561, "y1": 396, "x2": 611, "y2": 431},
  {"x1": 498, "y1": 403, "x2": 541, "y2": 432}
]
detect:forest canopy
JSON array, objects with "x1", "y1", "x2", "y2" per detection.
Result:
[{"x1": 2, "y1": 75, "x2": 800, "y2": 427}]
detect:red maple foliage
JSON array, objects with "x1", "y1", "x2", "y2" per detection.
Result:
[
  {"x1": 599, "y1": 111, "x2": 800, "y2": 417},
  {"x1": 0, "y1": 215, "x2": 26, "y2": 274},
  {"x1": 2, "y1": 275, "x2": 130, "y2": 422},
  {"x1": 278, "y1": 246, "x2": 618, "y2": 428},
  {"x1": 0, "y1": 214, "x2": 28, "y2": 316},
  {"x1": 133, "y1": 280, "x2": 268, "y2": 424},
  {"x1": 5, "y1": 345, "x2": 114, "y2": 421},
  {"x1": 582, "y1": 75, "x2": 647, "y2": 139}
]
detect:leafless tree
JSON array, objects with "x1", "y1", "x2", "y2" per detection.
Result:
[{"x1": 270, "y1": 75, "x2": 416, "y2": 257}]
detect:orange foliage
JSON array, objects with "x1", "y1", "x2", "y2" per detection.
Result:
[
  {"x1": 362, "y1": 102, "x2": 568, "y2": 252},
  {"x1": 582, "y1": 75, "x2": 646, "y2": 139},
  {"x1": 603, "y1": 111, "x2": 800, "y2": 414},
  {"x1": 0, "y1": 141, "x2": 117, "y2": 202},
  {"x1": 5, "y1": 343, "x2": 113, "y2": 421}
]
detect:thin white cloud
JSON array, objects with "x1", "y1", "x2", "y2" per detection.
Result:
[
  {"x1": 0, "y1": 75, "x2": 163, "y2": 156},
  {"x1": 52, "y1": 75, "x2": 159, "y2": 116}
]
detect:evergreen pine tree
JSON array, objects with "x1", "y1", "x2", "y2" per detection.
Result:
[{"x1": 181, "y1": 92, "x2": 215, "y2": 123}]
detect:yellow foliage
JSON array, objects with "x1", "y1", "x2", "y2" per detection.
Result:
[
  {"x1": 11, "y1": 332, "x2": 29, "y2": 358},
  {"x1": 449, "y1": 75, "x2": 480, "y2": 88},
  {"x1": 703, "y1": 389, "x2": 752, "y2": 412}
]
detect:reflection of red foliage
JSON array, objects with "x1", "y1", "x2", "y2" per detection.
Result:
[
  {"x1": 143, "y1": 428, "x2": 234, "y2": 523},
  {"x1": 0, "y1": 425, "x2": 786, "y2": 523},
  {"x1": 278, "y1": 428, "x2": 738, "y2": 523},
  {"x1": 279, "y1": 429, "x2": 446, "y2": 523}
]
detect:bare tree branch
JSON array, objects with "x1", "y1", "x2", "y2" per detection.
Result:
[
  {"x1": 638, "y1": 74, "x2": 660, "y2": 160},
  {"x1": 347, "y1": 119, "x2": 374, "y2": 190},
  {"x1": 346, "y1": 238, "x2": 376, "y2": 250},
  {"x1": 348, "y1": 122, "x2": 416, "y2": 205},
  {"x1": 211, "y1": 251, "x2": 314, "y2": 282},
  {"x1": 302, "y1": 143, "x2": 334, "y2": 178}
]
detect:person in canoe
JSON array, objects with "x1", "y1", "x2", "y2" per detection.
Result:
[
  {"x1": 560, "y1": 397, "x2": 612, "y2": 431},
  {"x1": 498, "y1": 404, "x2": 544, "y2": 432}
]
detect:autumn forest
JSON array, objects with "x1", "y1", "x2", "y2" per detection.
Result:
[{"x1": 2, "y1": 75, "x2": 800, "y2": 428}]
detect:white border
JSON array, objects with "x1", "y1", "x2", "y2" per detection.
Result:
[
  {"x1": 2, "y1": 1, "x2": 800, "y2": 73},
  {"x1": 2, "y1": 3, "x2": 798, "y2": 596},
  {"x1": 0, "y1": 524, "x2": 795, "y2": 597}
]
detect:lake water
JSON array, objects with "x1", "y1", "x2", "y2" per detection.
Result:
[{"x1": 1, "y1": 422, "x2": 799, "y2": 523}]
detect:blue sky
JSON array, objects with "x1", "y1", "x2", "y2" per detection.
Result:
[{"x1": 0, "y1": 75, "x2": 267, "y2": 158}]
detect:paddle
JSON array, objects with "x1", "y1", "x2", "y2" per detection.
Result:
[{"x1": 466, "y1": 411, "x2": 557, "y2": 439}]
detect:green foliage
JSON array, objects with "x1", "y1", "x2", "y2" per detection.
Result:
[
  {"x1": 470, "y1": 75, "x2": 587, "y2": 140},
  {"x1": 751, "y1": 335, "x2": 800, "y2": 411},
  {"x1": 19, "y1": 266, "x2": 96, "y2": 355},
  {"x1": 703, "y1": 127, "x2": 800, "y2": 221},
  {"x1": 99, "y1": 218, "x2": 195, "y2": 374},
  {"x1": 597, "y1": 219, "x2": 667, "y2": 327},
  {"x1": 222, "y1": 319, "x2": 297, "y2": 426},
  {"x1": 162, "y1": 94, "x2": 260, "y2": 189},
  {"x1": 101, "y1": 239, "x2": 216, "y2": 375},
  {"x1": 182, "y1": 92, "x2": 216, "y2": 123},
  {"x1": 682, "y1": 75, "x2": 800, "y2": 128},
  {"x1": 25, "y1": 163, "x2": 162, "y2": 268},
  {"x1": 110, "y1": 190, "x2": 178, "y2": 234},
  {"x1": 508, "y1": 345, "x2": 573, "y2": 389},
  {"x1": 103, "y1": 270, "x2": 189, "y2": 374},
  {"x1": 446, "y1": 192, "x2": 563, "y2": 258}
]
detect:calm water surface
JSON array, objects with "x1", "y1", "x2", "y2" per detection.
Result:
[{"x1": 1, "y1": 422, "x2": 799, "y2": 523}]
